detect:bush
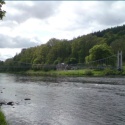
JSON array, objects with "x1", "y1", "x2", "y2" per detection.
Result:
[
  {"x1": 42, "y1": 65, "x2": 56, "y2": 72},
  {"x1": 0, "y1": 110, "x2": 7, "y2": 125},
  {"x1": 103, "y1": 68, "x2": 123, "y2": 75},
  {"x1": 122, "y1": 70, "x2": 125, "y2": 75},
  {"x1": 84, "y1": 69, "x2": 93, "y2": 76},
  {"x1": 104, "y1": 68, "x2": 114, "y2": 75}
]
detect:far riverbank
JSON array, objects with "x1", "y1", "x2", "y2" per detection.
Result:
[{"x1": 9, "y1": 68, "x2": 125, "y2": 77}]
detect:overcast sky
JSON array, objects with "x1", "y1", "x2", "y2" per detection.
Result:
[{"x1": 0, "y1": 1, "x2": 125, "y2": 61}]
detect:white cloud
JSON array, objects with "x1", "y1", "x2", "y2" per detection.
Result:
[
  {"x1": 0, "y1": 1, "x2": 125, "y2": 61},
  {"x1": 0, "y1": 34, "x2": 39, "y2": 48},
  {"x1": 3, "y1": 1, "x2": 61, "y2": 23},
  {"x1": 0, "y1": 48, "x2": 21, "y2": 61}
]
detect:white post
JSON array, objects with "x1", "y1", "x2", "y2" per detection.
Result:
[
  {"x1": 120, "y1": 51, "x2": 122, "y2": 70},
  {"x1": 117, "y1": 51, "x2": 123, "y2": 71},
  {"x1": 117, "y1": 51, "x2": 119, "y2": 70}
]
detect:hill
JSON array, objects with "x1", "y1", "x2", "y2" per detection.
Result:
[{"x1": 0, "y1": 24, "x2": 125, "y2": 71}]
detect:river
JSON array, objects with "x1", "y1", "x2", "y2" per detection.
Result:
[{"x1": 0, "y1": 73, "x2": 125, "y2": 125}]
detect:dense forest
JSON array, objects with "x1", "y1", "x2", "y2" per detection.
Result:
[{"x1": 0, "y1": 24, "x2": 125, "y2": 71}]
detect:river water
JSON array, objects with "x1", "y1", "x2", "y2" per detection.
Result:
[{"x1": 0, "y1": 73, "x2": 125, "y2": 125}]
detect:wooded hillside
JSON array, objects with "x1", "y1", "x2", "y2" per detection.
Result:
[{"x1": 0, "y1": 24, "x2": 125, "y2": 71}]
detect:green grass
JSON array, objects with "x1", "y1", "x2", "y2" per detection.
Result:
[
  {"x1": 0, "y1": 110, "x2": 7, "y2": 125},
  {"x1": 91, "y1": 70, "x2": 104, "y2": 76},
  {"x1": 20, "y1": 69, "x2": 105, "y2": 77},
  {"x1": 31, "y1": 69, "x2": 87, "y2": 76},
  {"x1": 7, "y1": 64, "x2": 125, "y2": 77},
  {"x1": 123, "y1": 66, "x2": 125, "y2": 70}
]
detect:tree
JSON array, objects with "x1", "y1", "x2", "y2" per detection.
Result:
[
  {"x1": 46, "y1": 39, "x2": 71, "y2": 64},
  {"x1": 111, "y1": 37, "x2": 125, "y2": 61},
  {"x1": 71, "y1": 34, "x2": 101, "y2": 63},
  {"x1": 85, "y1": 43, "x2": 114, "y2": 65},
  {"x1": 0, "y1": 0, "x2": 6, "y2": 20}
]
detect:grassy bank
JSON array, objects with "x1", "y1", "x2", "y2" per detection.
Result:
[
  {"x1": 18, "y1": 69, "x2": 102, "y2": 77},
  {"x1": 16, "y1": 68, "x2": 125, "y2": 77},
  {"x1": 0, "y1": 110, "x2": 7, "y2": 125}
]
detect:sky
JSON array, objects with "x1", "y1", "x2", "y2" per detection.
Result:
[{"x1": 0, "y1": 1, "x2": 125, "y2": 61}]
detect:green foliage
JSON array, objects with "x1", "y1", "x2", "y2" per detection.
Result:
[
  {"x1": 122, "y1": 70, "x2": 125, "y2": 75},
  {"x1": 32, "y1": 64, "x2": 56, "y2": 72},
  {"x1": 85, "y1": 43, "x2": 114, "y2": 66},
  {"x1": 92, "y1": 25, "x2": 125, "y2": 37},
  {"x1": 67, "y1": 58, "x2": 77, "y2": 64},
  {"x1": 42, "y1": 65, "x2": 56, "y2": 72},
  {"x1": 103, "y1": 68, "x2": 123, "y2": 76},
  {"x1": 17, "y1": 68, "x2": 125, "y2": 77},
  {"x1": 111, "y1": 37, "x2": 125, "y2": 61},
  {"x1": 0, "y1": 0, "x2": 6, "y2": 20},
  {"x1": 46, "y1": 38, "x2": 71, "y2": 64},
  {"x1": 71, "y1": 34, "x2": 100, "y2": 63},
  {"x1": 84, "y1": 69, "x2": 93, "y2": 76},
  {"x1": 54, "y1": 57, "x2": 62, "y2": 64},
  {"x1": 103, "y1": 68, "x2": 115, "y2": 75},
  {"x1": 0, "y1": 25, "x2": 125, "y2": 72},
  {"x1": 0, "y1": 110, "x2": 7, "y2": 125}
]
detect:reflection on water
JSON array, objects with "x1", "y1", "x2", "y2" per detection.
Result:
[{"x1": 0, "y1": 73, "x2": 125, "y2": 125}]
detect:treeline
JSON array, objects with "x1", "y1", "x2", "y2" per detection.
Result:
[{"x1": 0, "y1": 24, "x2": 125, "y2": 72}]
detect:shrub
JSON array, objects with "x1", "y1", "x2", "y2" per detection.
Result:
[
  {"x1": 103, "y1": 68, "x2": 115, "y2": 75},
  {"x1": 122, "y1": 70, "x2": 125, "y2": 75},
  {"x1": 42, "y1": 65, "x2": 56, "y2": 72},
  {"x1": 103, "y1": 68, "x2": 123, "y2": 75},
  {"x1": 84, "y1": 69, "x2": 93, "y2": 76},
  {"x1": 0, "y1": 110, "x2": 7, "y2": 125}
]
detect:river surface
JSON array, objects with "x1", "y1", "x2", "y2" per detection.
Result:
[{"x1": 0, "y1": 73, "x2": 125, "y2": 125}]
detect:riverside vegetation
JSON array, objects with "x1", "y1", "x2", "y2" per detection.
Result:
[
  {"x1": 0, "y1": 25, "x2": 125, "y2": 76},
  {"x1": 0, "y1": 110, "x2": 7, "y2": 125},
  {"x1": 13, "y1": 66, "x2": 125, "y2": 77}
]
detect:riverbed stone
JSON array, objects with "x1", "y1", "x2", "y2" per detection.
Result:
[
  {"x1": 0, "y1": 101, "x2": 6, "y2": 106},
  {"x1": 24, "y1": 98, "x2": 31, "y2": 100},
  {"x1": 7, "y1": 101, "x2": 14, "y2": 106}
]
